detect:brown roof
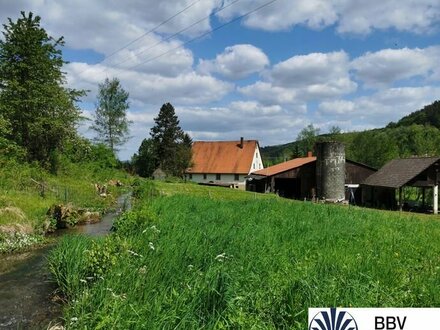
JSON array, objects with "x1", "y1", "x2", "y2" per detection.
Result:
[
  {"x1": 187, "y1": 140, "x2": 258, "y2": 174},
  {"x1": 362, "y1": 157, "x2": 440, "y2": 188},
  {"x1": 252, "y1": 156, "x2": 317, "y2": 177}
]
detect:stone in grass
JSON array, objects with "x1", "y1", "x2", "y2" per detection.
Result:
[{"x1": 47, "y1": 204, "x2": 102, "y2": 229}]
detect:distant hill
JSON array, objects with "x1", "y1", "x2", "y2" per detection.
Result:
[
  {"x1": 387, "y1": 100, "x2": 440, "y2": 128},
  {"x1": 261, "y1": 100, "x2": 440, "y2": 169}
]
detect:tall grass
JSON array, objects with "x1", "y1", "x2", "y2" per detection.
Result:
[
  {"x1": 49, "y1": 181, "x2": 440, "y2": 329},
  {"x1": 0, "y1": 158, "x2": 130, "y2": 232}
]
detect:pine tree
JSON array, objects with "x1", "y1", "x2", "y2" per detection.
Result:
[
  {"x1": 149, "y1": 103, "x2": 192, "y2": 176},
  {"x1": 133, "y1": 138, "x2": 156, "y2": 178},
  {"x1": 91, "y1": 77, "x2": 130, "y2": 154},
  {"x1": 0, "y1": 12, "x2": 84, "y2": 167}
]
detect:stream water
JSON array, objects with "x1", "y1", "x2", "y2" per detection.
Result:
[{"x1": 0, "y1": 193, "x2": 131, "y2": 329}]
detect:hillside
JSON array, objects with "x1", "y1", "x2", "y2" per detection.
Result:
[
  {"x1": 261, "y1": 100, "x2": 440, "y2": 168},
  {"x1": 388, "y1": 100, "x2": 440, "y2": 128}
]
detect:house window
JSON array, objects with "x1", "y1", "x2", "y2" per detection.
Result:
[
  {"x1": 203, "y1": 173, "x2": 207, "y2": 180},
  {"x1": 216, "y1": 174, "x2": 221, "y2": 180},
  {"x1": 189, "y1": 174, "x2": 192, "y2": 180},
  {"x1": 256, "y1": 152, "x2": 259, "y2": 158},
  {"x1": 234, "y1": 174, "x2": 239, "y2": 181},
  {"x1": 253, "y1": 163, "x2": 256, "y2": 169}
]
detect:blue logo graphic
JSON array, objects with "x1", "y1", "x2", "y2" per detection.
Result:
[{"x1": 309, "y1": 308, "x2": 358, "y2": 330}]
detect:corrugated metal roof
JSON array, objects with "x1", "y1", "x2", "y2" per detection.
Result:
[
  {"x1": 362, "y1": 157, "x2": 440, "y2": 188},
  {"x1": 252, "y1": 156, "x2": 316, "y2": 177},
  {"x1": 186, "y1": 140, "x2": 258, "y2": 174}
]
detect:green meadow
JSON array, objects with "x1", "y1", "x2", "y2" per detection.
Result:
[{"x1": 49, "y1": 181, "x2": 440, "y2": 329}]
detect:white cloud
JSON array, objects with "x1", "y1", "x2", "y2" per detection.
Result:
[
  {"x1": 317, "y1": 86, "x2": 440, "y2": 125},
  {"x1": 239, "y1": 51, "x2": 357, "y2": 105},
  {"x1": 271, "y1": 51, "x2": 350, "y2": 87},
  {"x1": 239, "y1": 82, "x2": 298, "y2": 105},
  {"x1": 65, "y1": 62, "x2": 233, "y2": 105},
  {"x1": 177, "y1": 103, "x2": 307, "y2": 146},
  {"x1": 229, "y1": 101, "x2": 282, "y2": 115},
  {"x1": 198, "y1": 44, "x2": 269, "y2": 80},
  {"x1": 105, "y1": 35, "x2": 194, "y2": 77},
  {"x1": 352, "y1": 46, "x2": 440, "y2": 88},
  {"x1": 0, "y1": 0, "x2": 220, "y2": 53},
  {"x1": 335, "y1": 0, "x2": 440, "y2": 34},
  {"x1": 318, "y1": 100, "x2": 356, "y2": 115},
  {"x1": 217, "y1": 0, "x2": 338, "y2": 31},
  {"x1": 217, "y1": 0, "x2": 440, "y2": 34}
]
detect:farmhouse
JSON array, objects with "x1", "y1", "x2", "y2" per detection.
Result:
[
  {"x1": 185, "y1": 138, "x2": 263, "y2": 189},
  {"x1": 247, "y1": 143, "x2": 376, "y2": 204},
  {"x1": 361, "y1": 157, "x2": 440, "y2": 213}
]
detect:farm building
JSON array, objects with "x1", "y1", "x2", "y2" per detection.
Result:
[
  {"x1": 361, "y1": 157, "x2": 440, "y2": 213},
  {"x1": 185, "y1": 138, "x2": 264, "y2": 189},
  {"x1": 247, "y1": 142, "x2": 376, "y2": 204}
]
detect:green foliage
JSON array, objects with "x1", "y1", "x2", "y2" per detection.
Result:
[
  {"x1": 132, "y1": 138, "x2": 156, "y2": 177},
  {"x1": 0, "y1": 114, "x2": 26, "y2": 159},
  {"x1": 86, "y1": 236, "x2": 125, "y2": 278},
  {"x1": 296, "y1": 124, "x2": 320, "y2": 156},
  {"x1": 147, "y1": 103, "x2": 192, "y2": 177},
  {"x1": 349, "y1": 129, "x2": 399, "y2": 168},
  {"x1": 389, "y1": 100, "x2": 440, "y2": 128},
  {"x1": 87, "y1": 143, "x2": 118, "y2": 169},
  {"x1": 50, "y1": 181, "x2": 440, "y2": 329},
  {"x1": 0, "y1": 155, "x2": 129, "y2": 254},
  {"x1": 91, "y1": 77, "x2": 131, "y2": 154},
  {"x1": 48, "y1": 235, "x2": 93, "y2": 299},
  {"x1": 0, "y1": 12, "x2": 85, "y2": 168}
]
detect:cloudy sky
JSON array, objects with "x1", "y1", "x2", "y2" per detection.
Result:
[{"x1": 1, "y1": 0, "x2": 440, "y2": 159}]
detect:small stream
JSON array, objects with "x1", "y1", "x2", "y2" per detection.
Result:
[{"x1": 0, "y1": 193, "x2": 131, "y2": 329}]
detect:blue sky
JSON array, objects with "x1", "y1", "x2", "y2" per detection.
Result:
[{"x1": 1, "y1": 0, "x2": 440, "y2": 160}]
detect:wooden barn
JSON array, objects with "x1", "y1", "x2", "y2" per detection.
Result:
[
  {"x1": 361, "y1": 157, "x2": 440, "y2": 213},
  {"x1": 247, "y1": 152, "x2": 376, "y2": 203}
]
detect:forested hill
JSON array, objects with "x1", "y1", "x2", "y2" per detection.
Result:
[
  {"x1": 387, "y1": 100, "x2": 440, "y2": 128},
  {"x1": 261, "y1": 100, "x2": 440, "y2": 169}
]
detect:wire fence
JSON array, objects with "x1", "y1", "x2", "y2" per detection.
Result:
[{"x1": 30, "y1": 178, "x2": 74, "y2": 203}]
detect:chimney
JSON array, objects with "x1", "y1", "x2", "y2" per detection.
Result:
[
  {"x1": 307, "y1": 151, "x2": 313, "y2": 157},
  {"x1": 239, "y1": 137, "x2": 244, "y2": 149}
]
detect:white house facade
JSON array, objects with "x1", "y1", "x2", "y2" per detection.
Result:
[{"x1": 185, "y1": 138, "x2": 264, "y2": 189}]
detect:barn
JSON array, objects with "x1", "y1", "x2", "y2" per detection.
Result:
[
  {"x1": 247, "y1": 144, "x2": 376, "y2": 204},
  {"x1": 361, "y1": 157, "x2": 440, "y2": 213}
]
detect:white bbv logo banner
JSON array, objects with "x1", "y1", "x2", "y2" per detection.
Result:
[{"x1": 309, "y1": 307, "x2": 440, "y2": 330}]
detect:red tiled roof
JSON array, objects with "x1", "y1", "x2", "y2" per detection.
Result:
[
  {"x1": 187, "y1": 140, "x2": 258, "y2": 174},
  {"x1": 253, "y1": 156, "x2": 316, "y2": 177}
]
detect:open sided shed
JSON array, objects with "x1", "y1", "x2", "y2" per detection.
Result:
[
  {"x1": 361, "y1": 157, "x2": 440, "y2": 213},
  {"x1": 247, "y1": 154, "x2": 376, "y2": 202}
]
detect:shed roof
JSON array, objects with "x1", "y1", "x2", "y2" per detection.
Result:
[
  {"x1": 186, "y1": 140, "x2": 258, "y2": 174},
  {"x1": 362, "y1": 157, "x2": 440, "y2": 188},
  {"x1": 252, "y1": 156, "x2": 316, "y2": 177}
]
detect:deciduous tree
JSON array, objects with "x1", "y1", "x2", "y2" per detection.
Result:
[
  {"x1": 0, "y1": 12, "x2": 84, "y2": 168},
  {"x1": 91, "y1": 77, "x2": 130, "y2": 154},
  {"x1": 296, "y1": 124, "x2": 320, "y2": 156}
]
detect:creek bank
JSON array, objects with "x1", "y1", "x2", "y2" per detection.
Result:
[{"x1": 0, "y1": 193, "x2": 131, "y2": 329}]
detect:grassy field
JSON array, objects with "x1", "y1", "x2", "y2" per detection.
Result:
[
  {"x1": 0, "y1": 158, "x2": 130, "y2": 252},
  {"x1": 49, "y1": 181, "x2": 440, "y2": 329}
]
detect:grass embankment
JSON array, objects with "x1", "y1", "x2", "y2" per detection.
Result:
[
  {"x1": 49, "y1": 181, "x2": 440, "y2": 329},
  {"x1": 0, "y1": 158, "x2": 130, "y2": 253}
]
